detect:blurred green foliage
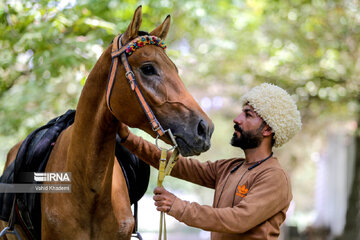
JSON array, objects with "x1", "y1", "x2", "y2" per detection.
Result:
[{"x1": 1, "y1": 0, "x2": 358, "y2": 141}]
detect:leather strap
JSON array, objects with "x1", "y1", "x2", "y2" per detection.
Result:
[
  {"x1": 106, "y1": 35, "x2": 121, "y2": 113},
  {"x1": 157, "y1": 148, "x2": 179, "y2": 240},
  {"x1": 106, "y1": 34, "x2": 165, "y2": 137},
  {"x1": 120, "y1": 52, "x2": 165, "y2": 136}
]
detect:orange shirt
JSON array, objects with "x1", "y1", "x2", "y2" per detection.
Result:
[{"x1": 122, "y1": 133, "x2": 292, "y2": 240}]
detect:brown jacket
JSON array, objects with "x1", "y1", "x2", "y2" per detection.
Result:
[{"x1": 122, "y1": 133, "x2": 292, "y2": 240}]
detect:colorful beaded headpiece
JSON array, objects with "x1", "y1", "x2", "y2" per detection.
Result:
[{"x1": 125, "y1": 35, "x2": 167, "y2": 56}]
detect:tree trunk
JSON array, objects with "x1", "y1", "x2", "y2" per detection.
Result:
[{"x1": 340, "y1": 104, "x2": 360, "y2": 240}]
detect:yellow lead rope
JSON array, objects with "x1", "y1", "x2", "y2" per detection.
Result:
[{"x1": 157, "y1": 148, "x2": 180, "y2": 240}]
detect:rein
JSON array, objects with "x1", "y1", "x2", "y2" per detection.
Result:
[
  {"x1": 107, "y1": 34, "x2": 180, "y2": 240},
  {"x1": 157, "y1": 148, "x2": 179, "y2": 240}
]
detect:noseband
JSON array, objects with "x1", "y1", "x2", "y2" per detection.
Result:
[{"x1": 106, "y1": 34, "x2": 177, "y2": 148}]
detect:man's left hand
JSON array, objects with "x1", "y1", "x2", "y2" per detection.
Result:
[{"x1": 153, "y1": 186, "x2": 176, "y2": 213}]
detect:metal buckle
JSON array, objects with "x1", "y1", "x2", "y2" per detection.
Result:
[
  {"x1": 150, "y1": 119, "x2": 162, "y2": 133},
  {"x1": 125, "y1": 71, "x2": 135, "y2": 81},
  {"x1": 155, "y1": 129, "x2": 178, "y2": 151},
  {"x1": 126, "y1": 71, "x2": 136, "y2": 90},
  {"x1": 0, "y1": 227, "x2": 21, "y2": 239},
  {"x1": 152, "y1": 125, "x2": 161, "y2": 132}
]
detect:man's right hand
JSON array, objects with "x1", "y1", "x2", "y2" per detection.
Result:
[
  {"x1": 118, "y1": 122, "x2": 130, "y2": 142},
  {"x1": 153, "y1": 186, "x2": 176, "y2": 213}
]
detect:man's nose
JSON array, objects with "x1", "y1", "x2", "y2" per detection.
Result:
[{"x1": 233, "y1": 114, "x2": 243, "y2": 125}]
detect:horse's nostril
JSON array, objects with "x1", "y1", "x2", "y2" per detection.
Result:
[{"x1": 197, "y1": 120, "x2": 207, "y2": 139}]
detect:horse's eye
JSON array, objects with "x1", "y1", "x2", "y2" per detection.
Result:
[{"x1": 141, "y1": 64, "x2": 157, "y2": 76}]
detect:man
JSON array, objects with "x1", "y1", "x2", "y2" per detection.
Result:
[{"x1": 119, "y1": 83, "x2": 302, "y2": 239}]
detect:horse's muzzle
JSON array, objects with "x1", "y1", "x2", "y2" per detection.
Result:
[{"x1": 174, "y1": 117, "x2": 214, "y2": 157}]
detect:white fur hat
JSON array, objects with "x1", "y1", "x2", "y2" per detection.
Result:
[{"x1": 240, "y1": 83, "x2": 302, "y2": 147}]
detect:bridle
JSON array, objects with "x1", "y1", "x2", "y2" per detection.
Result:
[
  {"x1": 106, "y1": 34, "x2": 177, "y2": 149},
  {"x1": 106, "y1": 33, "x2": 180, "y2": 240},
  {"x1": 107, "y1": 34, "x2": 181, "y2": 240}
]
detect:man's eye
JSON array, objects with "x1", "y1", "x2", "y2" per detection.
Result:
[{"x1": 141, "y1": 64, "x2": 157, "y2": 75}]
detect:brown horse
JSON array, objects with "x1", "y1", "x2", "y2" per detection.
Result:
[{"x1": 0, "y1": 6, "x2": 213, "y2": 240}]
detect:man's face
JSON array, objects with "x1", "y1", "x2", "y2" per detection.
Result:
[{"x1": 231, "y1": 105, "x2": 265, "y2": 150}]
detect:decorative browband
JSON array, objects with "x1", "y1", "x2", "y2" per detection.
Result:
[{"x1": 125, "y1": 35, "x2": 167, "y2": 56}]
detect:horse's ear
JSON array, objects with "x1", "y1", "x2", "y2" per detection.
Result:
[
  {"x1": 123, "y1": 6, "x2": 143, "y2": 43},
  {"x1": 150, "y1": 15, "x2": 171, "y2": 40}
]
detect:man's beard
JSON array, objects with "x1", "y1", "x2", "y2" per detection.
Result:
[{"x1": 231, "y1": 124, "x2": 264, "y2": 150}]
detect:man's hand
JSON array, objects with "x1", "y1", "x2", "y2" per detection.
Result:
[
  {"x1": 153, "y1": 187, "x2": 176, "y2": 213},
  {"x1": 118, "y1": 122, "x2": 130, "y2": 142}
]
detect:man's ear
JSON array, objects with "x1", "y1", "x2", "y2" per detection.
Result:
[{"x1": 263, "y1": 125, "x2": 273, "y2": 137}]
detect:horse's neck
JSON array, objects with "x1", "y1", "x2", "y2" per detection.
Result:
[{"x1": 67, "y1": 46, "x2": 118, "y2": 192}]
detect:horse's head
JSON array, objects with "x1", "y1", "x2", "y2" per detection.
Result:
[{"x1": 108, "y1": 6, "x2": 214, "y2": 157}]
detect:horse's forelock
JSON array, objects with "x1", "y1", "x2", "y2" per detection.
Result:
[
  {"x1": 138, "y1": 31, "x2": 149, "y2": 36},
  {"x1": 109, "y1": 31, "x2": 150, "y2": 45}
]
